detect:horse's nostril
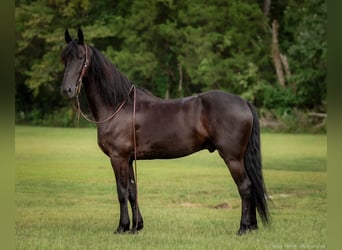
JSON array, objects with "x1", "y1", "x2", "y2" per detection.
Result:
[{"x1": 61, "y1": 87, "x2": 73, "y2": 97}]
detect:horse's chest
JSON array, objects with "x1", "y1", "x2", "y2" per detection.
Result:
[{"x1": 97, "y1": 129, "x2": 131, "y2": 157}]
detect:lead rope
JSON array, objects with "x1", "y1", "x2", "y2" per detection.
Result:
[
  {"x1": 71, "y1": 85, "x2": 134, "y2": 124},
  {"x1": 132, "y1": 85, "x2": 139, "y2": 231}
]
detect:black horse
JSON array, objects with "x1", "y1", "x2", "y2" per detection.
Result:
[{"x1": 60, "y1": 28, "x2": 270, "y2": 235}]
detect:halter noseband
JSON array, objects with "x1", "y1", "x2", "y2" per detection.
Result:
[{"x1": 76, "y1": 44, "x2": 89, "y2": 95}]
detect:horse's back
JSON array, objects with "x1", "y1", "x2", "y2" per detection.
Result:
[{"x1": 199, "y1": 90, "x2": 249, "y2": 112}]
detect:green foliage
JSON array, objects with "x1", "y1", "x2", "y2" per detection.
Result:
[
  {"x1": 177, "y1": 0, "x2": 268, "y2": 94},
  {"x1": 15, "y1": 0, "x2": 327, "y2": 130},
  {"x1": 285, "y1": 0, "x2": 327, "y2": 109}
]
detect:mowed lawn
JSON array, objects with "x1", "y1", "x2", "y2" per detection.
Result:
[{"x1": 15, "y1": 126, "x2": 327, "y2": 250}]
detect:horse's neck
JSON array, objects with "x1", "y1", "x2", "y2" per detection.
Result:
[
  {"x1": 83, "y1": 79, "x2": 113, "y2": 121},
  {"x1": 84, "y1": 76, "x2": 161, "y2": 121}
]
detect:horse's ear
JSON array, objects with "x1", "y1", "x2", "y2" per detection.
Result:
[
  {"x1": 64, "y1": 29, "x2": 72, "y2": 44},
  {"x1": 77, "y1": 28, "x2": 84, "y2": 45}
]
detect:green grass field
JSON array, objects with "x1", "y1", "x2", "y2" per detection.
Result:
[{"x1": 15, "y1": 126, "x2": 327, "y2": 249}]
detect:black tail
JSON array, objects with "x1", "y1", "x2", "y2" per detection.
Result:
[{"x1": 244, "y1": 102, "x2": 270, "y2": 225}]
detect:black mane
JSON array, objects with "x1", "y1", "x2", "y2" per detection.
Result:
[{"x1": 88, "y1": 46, "x2": 133, "y2": 107}]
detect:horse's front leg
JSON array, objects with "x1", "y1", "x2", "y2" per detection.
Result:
[
  {"x1": 128, "y1": 159, "x2": 144, "y2": 233},
  {"x1": 111, "y1": 157, "x2": 130, "y2": 234}
]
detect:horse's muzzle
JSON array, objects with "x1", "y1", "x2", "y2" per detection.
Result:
[{"x1": 61, "y1": 86, "x2": 76, "y2": 99}]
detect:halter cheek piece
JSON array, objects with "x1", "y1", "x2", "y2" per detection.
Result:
[{"x1": 75, "y1": 44, "x2": 89, "y2": 96}]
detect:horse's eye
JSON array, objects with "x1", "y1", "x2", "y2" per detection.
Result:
[{"x1": 79, "y1": 56, "x2": 84, "y2": 60}]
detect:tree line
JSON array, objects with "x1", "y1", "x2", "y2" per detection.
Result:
[{"x1": 15, "y1": 0, "x2": 326, "y2": 131}]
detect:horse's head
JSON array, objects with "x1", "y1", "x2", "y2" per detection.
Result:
[{"x1": 60, "y1": 28, "x2": 91, "y2": 98}]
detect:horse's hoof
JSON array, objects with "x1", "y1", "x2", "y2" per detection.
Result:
[
  {"x1": 130, "y1": 222, "x2": 144, "y2": 234},
  {"x1": 237, "y1": 226, "x2": 251, "y2": 236},
  {"x1": 114, "y1": 229, "x2": 126, "y2": 234},
  {"x1": 129, "y1": 229, "x2": 139, "y2": 234},
  {"x1": 237, "y1": 224, "x2": 258, "y2": 236},
  {"x1": 136, "y1": 222, "x2": 144, "y2": 231},
  {"x1": 114, "y1": 225, "x2": 130, "y2": 234},
  {"x1": 237, "y1": 228, "x2": 249, "y2": 236}
]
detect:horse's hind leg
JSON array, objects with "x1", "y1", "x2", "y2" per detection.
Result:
[
  {"x1": 249, "y1": 190, "x2": 258, "y2": 230},
  {"x1": 224, "y1": 158, "x2": 254, "y2": 235},
  {"x1": 128, "y1": 159, "x2": 144, "y2": 233}
]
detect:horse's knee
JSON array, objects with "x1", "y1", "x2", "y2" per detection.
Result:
[
  {"x1": 237, "y1": 177, "x2": 252, "y2": 198},
  {"x1": 116, "y1": 185, "x2": 129, "y2": 204}
]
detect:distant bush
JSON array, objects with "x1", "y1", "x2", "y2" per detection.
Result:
[
  {"x1": 260, "y1": 108, "x2": 326, "y2": 134},
  {"x1": 16, "y1": 107, "x2": 94, "y2": 128}
]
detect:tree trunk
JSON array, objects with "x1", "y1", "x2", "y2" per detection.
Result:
[
  {"x1": 178, "y1": 63, "x2": 183, "y2": 97},
  {"x1": 271, "y1": 19, "x2": 286, "y2": 87},
  {"x1": 165, "y1": 84, "x2": 170, "y2": 99},
  {"x1": 280, "y1": 53, "x2": 295, "y2": 92},
  {"x1": 280, "y1": 53, "x2": 291, "y2": 80}
]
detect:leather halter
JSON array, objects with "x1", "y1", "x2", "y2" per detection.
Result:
[{"x1": 75, "y1": 44, "x2": 89, "y2": 96}]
